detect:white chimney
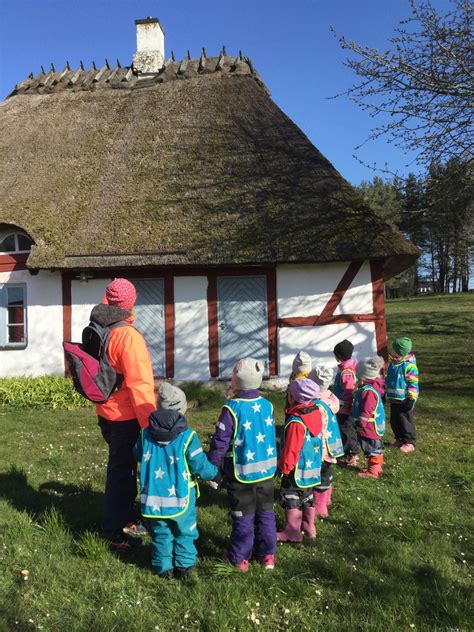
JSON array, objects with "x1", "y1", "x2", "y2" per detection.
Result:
[{"x1": 132, "y1": 17, "x2": 165, "y2": 74}]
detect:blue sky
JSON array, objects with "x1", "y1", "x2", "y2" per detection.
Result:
[{"x1": 0, "y1": 0, "x2": 451, "y2": 185}]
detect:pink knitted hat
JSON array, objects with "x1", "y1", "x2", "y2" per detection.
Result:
[{"x1": 105, "y1": 278, "x2": 137, "y2": 311}]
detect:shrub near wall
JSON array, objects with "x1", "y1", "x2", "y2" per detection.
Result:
[{"x1": 0, "y1": 376, "x2": 90, "y2": 410}]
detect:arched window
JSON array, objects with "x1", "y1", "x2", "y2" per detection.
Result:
[{"x1": 0, "y1": 231, "x2": 33, "y2": 254}]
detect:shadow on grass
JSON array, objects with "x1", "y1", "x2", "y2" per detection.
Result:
[{"x1": 0, "y1": 465, "x2": 102, "y2": 535}]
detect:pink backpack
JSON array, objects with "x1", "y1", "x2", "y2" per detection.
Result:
[{"x1": 63, "y1": 320, "x2": 128, "y2": 403}]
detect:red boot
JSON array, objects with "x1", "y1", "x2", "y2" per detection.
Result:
[
  {"x1": 358, "y1": 456, "x2": 383, "y2": 479},
  {"x1": 277, "y1": 509, "x2": 303, "y2": 543},
  {"x1": 313, "y1": 489, "x2": 330, "y2": 518}
]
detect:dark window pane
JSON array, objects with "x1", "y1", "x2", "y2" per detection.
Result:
[
  {"x1": 6, "y1": 286, "x2": 24, "y2": 307},
  {"x1": 7, "y1": 305, "x2": 24, "y2": 326},
  {"x1": 7, "y1": 324, "x2": 25, "y2": 343},
  {"x1": 0, "y1": 234, "x2": 15, "y2": 252},
  {"x1": 17, "y1": 235, "x2": 33, "y2": 251}
]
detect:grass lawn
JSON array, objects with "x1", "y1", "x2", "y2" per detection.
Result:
[{"x1": 0, "y1": 294, "x2": 473, "y2": 631}]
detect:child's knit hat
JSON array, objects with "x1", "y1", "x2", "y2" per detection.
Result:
[
  {"x1": 392, "y1": 337, "x2": 412, "y2": 357},
  {"x1": 231, "y1": 358, "x2": 264, "y2": 391},
  {"x1": 333, "y1": 339, "x2": 354, "y2": 361},
  {"x1": 158, "y1": 382, "x2": 188, "y2": 415},
  {"x1": 289, "y1": 378, "x2": 320, "y2": 404},
  {"x1": 105, "y1": 278, "x2": 137, "y2": 311},
  {"x1": 291, "y1": 351, "x2": 312, "y2": 376},
  {"x1": 310, "y1": 364, "x2": 335, "y2": 391},
  {"x1": 356, "y1": 356, "x2": 385, "y2": 382}
]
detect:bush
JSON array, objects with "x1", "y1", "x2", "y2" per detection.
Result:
[{"x1": 0, "y1": 375, "x2": 90, "y2": 411}]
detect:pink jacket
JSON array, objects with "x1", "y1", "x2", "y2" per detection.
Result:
[
  {"x1": 352, "y1": 377, "x2": 385, "y2": 440},
  {"x1": 319, "y1": 390, "x2": 340, "y2": 463},
  {"x1": 336, "y1": 358, "x2": 358, "y2": 415}
]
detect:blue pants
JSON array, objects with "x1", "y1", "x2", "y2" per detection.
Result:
[{"x1": 149, "y1": 489, "x2": 198, "y2": 574}]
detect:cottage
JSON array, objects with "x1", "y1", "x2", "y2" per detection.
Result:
[{"x1": 0, "y1": 18, "x2": 418, "y2": 381}]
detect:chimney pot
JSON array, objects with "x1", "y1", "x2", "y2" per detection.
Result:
[{"x1": 133, "y1": 17, "x2": 165, "y2": 74}]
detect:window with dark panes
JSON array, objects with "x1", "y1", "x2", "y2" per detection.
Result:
[
  {"x1": 1, "y1": 284, "x2": 27, "y2": 348},
  {"x1": 0, "y1": 232, "x2": 33, "y2": 254}
]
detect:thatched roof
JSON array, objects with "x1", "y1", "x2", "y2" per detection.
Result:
[{"x1": 0, "y1": 54, "x2": 418, "y2": 279}]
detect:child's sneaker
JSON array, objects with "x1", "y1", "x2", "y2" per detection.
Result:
[
  {"x1": 108, "y1": 533, "x2": 143, "y2": 551},
  {"x1": 174, "y1": 566, "x2": 194, "y2": 581},
  {"x1": 345, "y1": 454, "x2": 359, "y2": 467},
  {"x1": 157, "y1": 569, "x2": 174, "y2": 580},
  {"x1": 258, "y1": 554, "x2": 275, "y2": 570},
  {"x1": 123, "y1": 519, "x2": 147, "y2": 537},
  {"x1": 222, "y1": 552, "x2": 249, "y2": 572},
  {"x1": 391, "y1": 439, "x2": 403, "y2": 448},
  {"x1": 399, "y1": 443, "x2": 415, "y2": 453}
]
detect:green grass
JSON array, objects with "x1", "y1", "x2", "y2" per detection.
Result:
[{"x1": 1, "y1": 294, "x2": 473, "y2": 631}]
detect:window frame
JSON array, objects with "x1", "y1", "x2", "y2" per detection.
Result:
[
  {"x1": 0, "y1": 232, "x2": 33, "y2": 255},
  {"x1": 0, "y1": 283, "x2": 28, "y2": 350}
]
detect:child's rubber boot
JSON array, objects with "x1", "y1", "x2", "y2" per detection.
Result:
[
  {"x1": 302, "y1": 505, "x2": 317, "y2": 538},
  {"x1": 276, "y1": 509, "x2": 303, "y2": 543},
  {"x1": 313, "y1": 489, "x2": 330, "y2": 518},
  {"x1": 327, "y1": 485, "x2": 333, "y2": 507},
  {"x1": 358, "y1": 457, "x2": 383, "y2": 479}
]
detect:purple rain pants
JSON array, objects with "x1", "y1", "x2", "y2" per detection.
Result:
[{"x1": 226, "y1": 478, "x2": 276, "y2": 564}]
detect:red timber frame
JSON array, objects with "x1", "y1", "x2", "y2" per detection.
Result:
[
  {"x1": 0, "y1": 253, "x2": 29, "y2": 273},
  {"x1": 60, "y1": 266, "x2": 279, "y2": 379},
  {"x1": 278, "y1": 260, "x2": 388, "y2": 359},
  {"x1": 60, "y1": 260, "x2": 386, "y2": 378}
]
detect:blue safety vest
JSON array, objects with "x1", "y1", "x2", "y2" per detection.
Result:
[
  {"x1": 386, "y1": 360, "x2": 409, "y2": 401},
  {"x1": 352, "y1": 385, "x2": 385, "y2": 437},
  {"x1": 225, "y1": 397, "x2": 277, "y2": 484},
  {"x1": 315, "y1": 400, "x2": 344, "y2": 458},
  {"x1": 280, "y1": 412, "x2": 323, "y2": 488},
  {"x1": 140, "y1": 427, "x2": 196, "y2": 519}
]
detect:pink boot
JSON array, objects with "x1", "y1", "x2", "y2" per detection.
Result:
[
  {"x1": 302, "y1": 505, "x2": 317, "y2": 538},
  {"x1": 399, "y1": 443, "x2": 415, "y2": 453},
  {"x1": 358, "y1": 463, "x2": 383, "y2": 479},
  {"x1": 327, "y1": 485, "x2": 333, "y2": 507},
  {"x1": 313, "y1": 489, "x2": 330, "y2": 518},
  {"x1": 277, "y1": 509, "x2": 303, "y2": 543}
]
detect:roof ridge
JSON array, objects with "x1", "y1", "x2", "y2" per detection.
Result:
[{"x1": 9, "y1": 51, "x2": 267, "y2": 98}]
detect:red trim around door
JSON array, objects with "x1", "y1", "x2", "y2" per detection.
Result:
[
  {"x1": 266, "y1": 268, "x2": 278, "y2": 376},
  {"x1": 207, "y1": 273, "x2": 219, "y2": 378},
  {"x1": 61, "y1": 274, "x2": 72, "y2": 374},
  {"x1": 164, "y1": 274, "x2": 175, "y2": 378},
  {"x1": 370, "y1": 260, "x2": 388, "y2": 359}
]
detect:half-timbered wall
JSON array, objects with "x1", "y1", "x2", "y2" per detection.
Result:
[{"x1": 0, "y1": 268, "x2": 63, "y2": 376}]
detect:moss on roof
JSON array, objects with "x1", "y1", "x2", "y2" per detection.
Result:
[{"x1": 0, "y1": 65, "x2": 418, "y2": 278}]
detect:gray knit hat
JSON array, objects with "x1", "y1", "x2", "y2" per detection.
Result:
[
  {"x1": 310, "y1": 364, "x2": 335, "y2": 391},
  {"x1": 158, "y1": 382, "x2": 188, "y2": 415},
  {"x1": 231, "y1": 357, "x2": 264, "y2": 391},
  {"x1": 356, "y1": 356, "x2": 385, "y2": 382},
  {"x1": 292, "y1": 351, "x2": 312, "y2": 375}
]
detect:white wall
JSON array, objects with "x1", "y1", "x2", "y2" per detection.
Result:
[
  {"x1": 276, "y1": 261, "x2": 378, "y2": 377},
  {"x1": 0, "y1": 269, "x2": 64, "y2": 376},
  {"x1": 71, "y1": 279, "x2": 111, "y2": 340},
  {"x1": 277, "y1": 261, "x2": 373, "y2": 318},
  {"x1": 278, "y1": 321, "x2": 377, "y2": 377},
  {"x1": 174, "y1": 276, "x2": 210, "y2": 381}
]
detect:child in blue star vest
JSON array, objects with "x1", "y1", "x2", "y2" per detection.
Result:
[
  {"x1": 134, "y1": 383, "x2": 220, "y2": 579},
  {"x1": 208, "y1": 357, "x2": 277, "y2": 571},
  {"x1": 277, "y1": 379, "x2": 324, "y2": 542},
  {"x1": 351, "y1": 357, "x2": 386, "y2": 479}
]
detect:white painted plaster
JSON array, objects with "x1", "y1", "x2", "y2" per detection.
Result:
[
  {"x1": 334, "y1": 260, "x2": 373, "y2": 315},
  {"x1": 277, "y1": 262, "x2": 373, "y2": 318},
  {"x1": 0, "y1": 269, "x2": 64, "y2": 376},
  {"x1": 174, "y1": 276, "x2": 211, "y2": 381},
  {"x1": 71, "y1": 279, "x2": 111, "y2": 341},
  {"x1": 278, "y1": 321, "x2": 377, "y2": 378}
]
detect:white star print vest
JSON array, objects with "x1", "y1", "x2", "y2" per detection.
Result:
[
  {"x1": 139, "y1": 427, "x2": 196, "y2": 519},
  {"x1": 281, "y1": 415, "x2": 323, "y2": 488},
  {"x1": 224, "y1": 397, "x2": 277, "y2": 484}
]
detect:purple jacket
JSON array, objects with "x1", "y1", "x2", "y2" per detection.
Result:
[{"x1": 207, "y1": 390, "x2": 261, "y2": 481}]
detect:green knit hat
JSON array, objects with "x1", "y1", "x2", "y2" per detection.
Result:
[{"x1": 392, "y1": 336, "x2": 412, "y2": 357}]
